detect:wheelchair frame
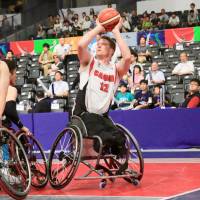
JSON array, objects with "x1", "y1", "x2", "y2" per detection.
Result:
[{"x1": 48, "y1": 115, "x2": 144, "y2": 189}]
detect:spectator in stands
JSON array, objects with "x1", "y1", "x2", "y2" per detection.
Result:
[
  {"x1": 128, "y1": 65, "x2": 144, "y2": 92},
  {"x1": 121, "y1": 16, "x2": 131, "y2": 32},
  {"x1": 53, "y1": 18, "x2": 62, "y2": 36},
  {"x1": 190, "y1": 3, "x2": 199, "y2": 19},
  {"x1": 48, "y1": 71, "x2": 69, "y2": 98},
  {"x1": 73, "y1": 18, "x2": 82, "y2": 36},
  {"x1": 38, "y1": 43, "x2": 54, "y2": 76},
  {"x1": 90, "y1": 15, "x2": 97, "y2": 29},
  {"x1": 146, "y1": 62, "x2": 165, "y2": 86},
  {"x1": 188, "y1": 10, "x2": 199, "y2": 27},
  {"x1": 135, "y1": 36, "x2": 151, "y2": 63},
  {"x1": 89, "y1": 8, "x2": 96, "y2": 19},
  {"x1": 6, "y1": 50, "x2": 14, "y2": 61},
  {"x1": 152, "y1": 85, "x2": 170, "y2": 108},
  {"x1": 142, "y1": 15, "x2": 153, "y2": 31},
  {"x1": 47, "y1": 15, "x2": 55, "y2": 34},
  {"x1": 129, "y1": 49, "x2": 143, "y2": 74},
  {"x1": 53, "y1": 36, "x2": 71, "y2": 61},
  {"x1": 172, "y1": 52, "x2": 195, "y2": 76},
  {"x1": 159, "y1": 9, "x2": 169, "y2": 29},
  {"x1": 181, "y1": 78, "x2": 200, "y2": 108},
  {"x1": 36, "y1": 24, "x2": 46, "y2": 39},
  {"x1": 168, "y1": 12, "x2": 180, "y2": 28},
  {"x1": 133, "y1": 79, "x2": 153, "y2": 110},
  {"x1": 66, "y1": 9, "x2": 74, "y2": 22},
  {"x1": 82, "y1": 16, "x2": 91, "y2": 34},
  {"x1": 49, "y1": 55, "x2": 64, "y2": 80},
  {"x1": 115, "y1": 83, "x2": 134, "y2": 109},
  {"x1": 80, "y1": 12, "x2": 86, "y2": 25},
  {"x1": 32, "y1": 90, "x2": 51, "y2": 113},
  {"x1": 62, "y1": 20, "x2": 73, "y2": 36},
  {"x1": 130, "y1": 10, "x2": 140, "y2": 31},
  {"x1": 150, "y1": 11, "x2": 159, "y2": 29},
  {"x1": 1, "y1": 15, "x2": 12, "y2": 36}
]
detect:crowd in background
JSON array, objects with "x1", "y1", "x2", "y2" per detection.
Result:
[{"x1": 34, "y1": 3, "x2": 200, "y2": 39}]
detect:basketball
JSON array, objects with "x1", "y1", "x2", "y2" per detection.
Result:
[{"x1": 98, "y1": 8, "x2": 120, "y2": 31}]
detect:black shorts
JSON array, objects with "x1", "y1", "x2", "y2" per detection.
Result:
[{"x1": 80, "y1": 112, "x2": 126, "y2": 156}]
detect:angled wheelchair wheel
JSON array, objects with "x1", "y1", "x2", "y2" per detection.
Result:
[
  {"x1": 104, "y1": 124, "x2": 144, "y2": 185},
  {"x1": 48, "y1": 125, "x2": 83, "y2": 189},
  {"x1": 0, "y1": 128, "x2": 31, "y2": 200},
  {"x1": 17, "y1": 132, "x2": 48, "y2": 188},
  {"x1": 116, "y1": 124, "x2": 144, "y2": 183}
]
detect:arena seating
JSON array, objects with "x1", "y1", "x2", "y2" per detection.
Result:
[{"x1": 13, "y1": 40, "x2": 200, "y2": 113}]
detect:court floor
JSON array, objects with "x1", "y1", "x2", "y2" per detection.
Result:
[{"x1": 1, "y1": 158, "x2": 200, "y2": 200}]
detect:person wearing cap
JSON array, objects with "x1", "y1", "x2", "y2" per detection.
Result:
[
  {"x1": 48, "y1": 71, "x2": 69, "y2": 98},
  {"x1": 38, "y1": 43, "x2": 54, "y2": 76},
  {"x1": 115, "y1": 83, "x2": 134, "y2": 108}
]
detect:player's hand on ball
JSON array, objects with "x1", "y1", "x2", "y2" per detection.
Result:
[
  {"x1": 96, "y1": 19, "x2": 106, "y2": 33},
  {"x1": 112, "y1": 17, "x2": 122, "y2": 33}
]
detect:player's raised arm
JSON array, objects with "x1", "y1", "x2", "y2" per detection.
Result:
[
  {"x1": 77, "y1": 21, "x2": 105, "y2": 67},
  {"x1": 113, "y1": 18, "x2": 131, "y2": 79}
]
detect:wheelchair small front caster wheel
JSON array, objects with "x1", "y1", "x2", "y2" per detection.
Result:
[
  {"x1": 132, "y1": 179, "x2": 140, "y2": 186},
  {"x1": 99, "y1": 179, "x2": 107, "y2": 189}
]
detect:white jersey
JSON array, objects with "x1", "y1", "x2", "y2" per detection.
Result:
[{"x1": 79, "y1": 58, "x2": 119, "y2": 114}]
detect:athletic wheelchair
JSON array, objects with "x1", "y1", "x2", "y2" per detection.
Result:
[
  {"x1": 16, "y1": 131, "x2": 48, "y2": 188},
  {"x1": 0, "y1": 128, "x2": 31, "y2": 199},
  {"x1": 48, "y1": 114, "x2": 144, "y2": 189}
]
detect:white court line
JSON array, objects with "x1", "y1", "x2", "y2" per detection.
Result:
[
  {"x1": 161, "y1": 187, "x2": 200, "y2": 200},
  {"x1": 27, "y1": 195, "x2": 162, "y2": 199}
]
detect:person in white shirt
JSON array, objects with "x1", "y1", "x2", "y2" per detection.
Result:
[
  {"x1": 81, "y1": 16, "x2": 91, "y2": 34},
  {"x1": 48, "y1": 71, "x2": 69, "y2": 97},
  {"x1": 168, "y1": 13, "x2": 180, "y2": 28},
  {"x1": 172, "y1": 52, "x2": 195, "y2": 76},
  {"x1": 53, "y1": 37, "x2": 71, "y2": 60},
  {"x1": 146, "y1": 62, "x2": 165, "y2": 86},
  {"x1": 121, "y1": 16, "x2": 131, "y2": 32}
]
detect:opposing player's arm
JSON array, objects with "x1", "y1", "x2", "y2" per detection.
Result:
[
  {"x1": 77, "y1": 21, "x2": 105, "y2": 68},
  {"x1": 0, "y1": 61, "x2": 10, "y2": 119},
  {"x1": 113, "y1": 19, "x2": 131, "y2": 79}
]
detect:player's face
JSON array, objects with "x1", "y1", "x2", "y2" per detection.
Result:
[{"x1": 96, "y1": 39, "x2": 113, "y2": 58}]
